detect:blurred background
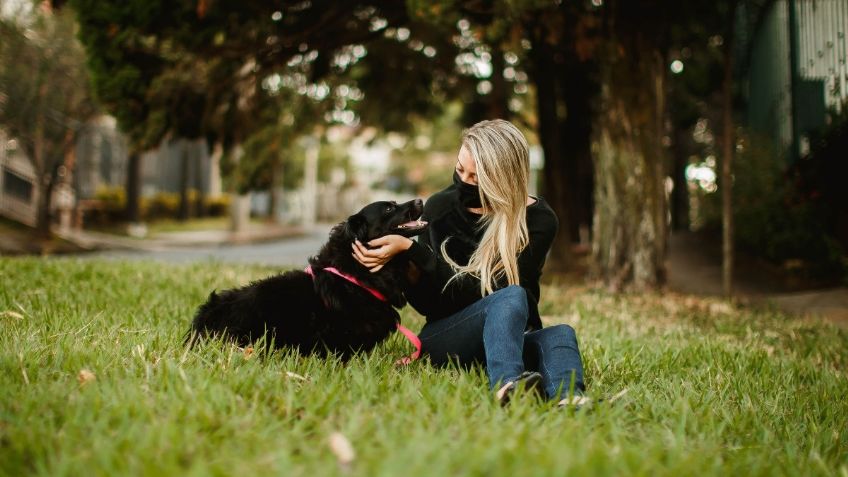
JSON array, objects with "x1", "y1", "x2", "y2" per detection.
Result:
[{"x1": 0, "y1": 0, "x2": 846, "y2": 295}]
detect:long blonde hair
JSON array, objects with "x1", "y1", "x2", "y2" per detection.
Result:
[{"x1": 441, "y1": 119, "x2": 530, "y2": 296}]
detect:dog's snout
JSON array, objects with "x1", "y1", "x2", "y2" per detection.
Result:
[{"x1": 414, "y1": 198, "x2": 423, "y2": 208}]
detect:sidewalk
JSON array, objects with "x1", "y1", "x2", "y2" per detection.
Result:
[
  {"x1": 56, "y1": 222, "x2": 305, "y2": 252},
  {"x1": 667, "y1": 232, "x2": 848, "y2": 326}
]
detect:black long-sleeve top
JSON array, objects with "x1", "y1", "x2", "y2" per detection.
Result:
[{"x1": 404, "y1": 184, "x2": 559, "y2": 331}]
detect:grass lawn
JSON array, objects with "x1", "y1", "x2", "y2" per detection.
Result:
[
  {"x1": 1, "y1": 258, "x2": 846, "y2": 476},
  {"x1": 144, "y1": 217, "x2": 263, "y2": 235},
  {"x1": 86, "y1": 216, "x2": 270, "y2": 238}
]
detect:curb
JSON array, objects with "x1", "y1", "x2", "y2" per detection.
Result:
[{"x1": 56, "y1": 226, "x2": 306, "y2": 253}]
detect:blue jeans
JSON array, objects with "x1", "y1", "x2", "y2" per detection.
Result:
[{"x1": 418, "y1": 285, "x2": 585, "y2": 399}]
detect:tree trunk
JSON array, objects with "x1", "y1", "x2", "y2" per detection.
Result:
[
  {"x1": 125, "y1": 152, "x2": 141, "y2": 222},
  {"x1": 302, "y1": 137, "x2": 319, "y2": 228},
  {"x1": 36, "y1": 178, "x2": 52, "y2": 239},
  {"x1": 592, "y1": 36, "x2": 668, "y2": 291},
  {"x1": 36, "y1": 157, "x2": 64, "y2": 240},
  {"x1": 488, "y1": 42, "x2": 510, "y2": 120},
  {"x1": 228, "y1": 143, "x2": 249, "y2": 233},
  {"x1": 267, "y1": 158, "x2": 282, "y2": 222},
  {"x1": 558, "y1": 57, "x2": 596, "y2": 246},
  {"x1": 721, "y1": 4, "x2": 737, "y2": 297},
  {"x1": 32, "y1": 83, "x2": 49, "y2": 238},
  {"x1": 178, "y1": 139, "x2": 191, "y2": 221},
  {"x1": 194, "y1": 141, "x2": 207, "y2": 217},
  {"x1": 529, "y1": 23, "x2": 572, "y2": 270},
  {"x1": 670, "y1": 126, "x2": 691, "y2": 231}
]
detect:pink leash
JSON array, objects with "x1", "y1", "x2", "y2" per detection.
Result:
[{"x1": 305, "y1": 265, "x2": 422, "y2": 364}]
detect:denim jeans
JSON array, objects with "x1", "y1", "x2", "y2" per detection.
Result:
[{"x1": 418, "y1": 285, "x2": 585, "y2": 399}]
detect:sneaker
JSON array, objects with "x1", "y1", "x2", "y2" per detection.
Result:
[
  {"x1": 495, "y1": 371, "x2": 543, "y2": 406},
  {"x1": 556, "y1": 393, "x2": 592, "y2": 411}
]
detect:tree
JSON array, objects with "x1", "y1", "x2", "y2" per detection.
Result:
[
  {"x1": 145, "y1": 56, "x2": 208, "y2": 221},
  {"x1": 69, "y1": 0, "x2": 169, "y2": 223},
  {"x1": 70, "y1": 0, "x2": 430, "y2": 226},
  {"x1": 719, "y1": 0, "x2": 739, "y2": 297},
  {"x1": 70, "y1": 0, "x2": 227, "y2": 223},
  {"x1": 0, "y1": 3, "x2": 97, "y2": 237},
  {"x1": 666, "y1": 0, "x2": 745, "y2": 295},
  {"x1": 589, "y1": 0, "x2": 673, "y2": 290},
  {"x1": 521, "y1": 4, "x2": 602, "y2": 268}
]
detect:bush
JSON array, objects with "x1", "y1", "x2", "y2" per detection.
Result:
[
  {"x1": 87, "y1": 189, "x2": 231, "y2": 223},
  {"x1": 701, "y1": 127, "x2": 847, "y2": 283},
  {"x1": 92, "y1": 185, "x2": 126, "y2": 223},
  {"x1": 204, "y1": 194, "x2": 231, "y2": 217},
  {"x1": 141, "y1": 192, "x2": 178, "y2": 220}
]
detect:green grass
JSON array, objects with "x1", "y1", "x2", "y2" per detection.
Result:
[
  {"x1": 1, "y1": 258, "x2": 846, "y2": 476},
  {"x1": 145, "y1": 217, "x2": 261, "y2": 235},
  {"x1": 87, "y1": 216, "x2": 270, "y2": 238}
]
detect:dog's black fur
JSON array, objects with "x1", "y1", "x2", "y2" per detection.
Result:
[{"x1": 187, "y1": 199, "x2": 427, "y2": 358}]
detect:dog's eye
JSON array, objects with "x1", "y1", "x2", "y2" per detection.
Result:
[{"x1": 385, "y1": 205, "x2": 394, "y2": 213}]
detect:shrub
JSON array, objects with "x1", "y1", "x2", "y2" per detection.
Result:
[
  {"x1": 142, "y1": 192, "x2": 180, "y2": 220},
  {"x1": 88, "y1": 189, "x2": 231, "y2": 222},
  {"x1": 92, "y1": 185, "x2": 126, "y2": 223},
  {"x1": 701, "y1": 126, "x2": 847, "y2": 283},
  {"x1": 204, "y1": 194, "x2": 231, "y2": 217}
]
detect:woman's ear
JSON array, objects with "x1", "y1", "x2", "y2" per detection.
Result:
[{"x1": 344, "y1": 213, "x2": 368, "y2": 241}]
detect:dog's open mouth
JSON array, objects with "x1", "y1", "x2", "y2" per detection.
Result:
[{"x1": 394, "y1": 216, "x2": 428, "y2": 232}]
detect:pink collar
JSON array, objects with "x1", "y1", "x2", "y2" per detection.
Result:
[
  {"x1": 304, "y1": 264, "x2": 421, "y2": 364},
  {"x1": 304, "y1": 265, "x2": 387, "y2": 302}
]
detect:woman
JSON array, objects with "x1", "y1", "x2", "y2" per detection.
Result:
[{"x1": 353, "y1": 119, "x2": 587, "y2": 407}]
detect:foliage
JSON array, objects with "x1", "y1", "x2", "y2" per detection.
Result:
[
  {"x1": 1, "y1": 258, "x2": 847, "y2": 475},
  {"x1": 794, "y1": 105, "x2": 848, "y2": 249},
  {"x1": 700, "y1": 129, "x2": 847, "y2": 282},
  {"x1": 204, "y1": 194, "x2": 231, "y2": 217},
  {"x1": 90, "y1": 187, "x2": 229, "y2": 223},
  {"x1": 0, "y1": 5, "x2": 96, "y2": 156},
  {"x1": 92, "y1": 185, "x2": 126, "y2": 222},
  {"x1": 68, "y1": 0, "x2": 171, "y2": 150},
  {"x1": 0, "y1": 3, "x2": 97, "y2": 233},
  {"x1": 66, "y1": 0, "x2": 527, "y2": 198},
  {"x1": 143, "y1": 191, "x2": 182, "y2": 220},
  {"x1": 67, "y1": 1, "x2": 438, "y2": 186},
  {"x1": 386, "y1": 102, "x2": 465, "y2": 195}
]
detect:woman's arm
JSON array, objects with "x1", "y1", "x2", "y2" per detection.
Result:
[
  {"x1": 352, "y1": 199, "x2": 556, "y2": 323},
  {"x1": 402, "y1": 230, "x2": 482, "y2": 318}
]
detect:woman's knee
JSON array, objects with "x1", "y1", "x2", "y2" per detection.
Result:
[
  {"x1": 547, "y1": 324, "x2": 577, "y2": 344},
  {"x1": 490, "y1": 285, "x2": 527, "y2": 312},
  {"x1": 485, "y1": 285, "x2": 528, "y2": 322},
  {"x1": 492, "y1": 285, "x2": 526, "y2": 302}
]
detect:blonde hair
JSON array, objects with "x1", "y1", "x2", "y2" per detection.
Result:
[{"x1": 441, "y1": 119, "x2": 530, "y2": 296}]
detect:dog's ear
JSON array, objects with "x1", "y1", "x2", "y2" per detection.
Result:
[
  {"x1": 345, "y1": 213, "x2": 368, "y2": 241},
  {"x1": 208, "y1": 290, "x2": 218, "y2": 304}
]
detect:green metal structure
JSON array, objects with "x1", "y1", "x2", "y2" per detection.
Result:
[{"x1": 744, "y1": 0, "x2": 847, "y2": 161}]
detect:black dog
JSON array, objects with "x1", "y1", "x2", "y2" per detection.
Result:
[{"x1": 187, "y1": 199, "x2": 427, "y2": 358}]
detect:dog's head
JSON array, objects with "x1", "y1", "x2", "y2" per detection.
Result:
[{"x1": 344, "y1": 199, "x2": 428, "y2": 242}]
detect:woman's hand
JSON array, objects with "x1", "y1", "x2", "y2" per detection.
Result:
[{"x1": 351, "y1": 235, "x2": 413, "y2": 273}]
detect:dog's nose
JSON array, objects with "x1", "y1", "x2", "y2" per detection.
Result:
[{"x1": 414, "y1": 198, "x2": 423, "y2": 207}]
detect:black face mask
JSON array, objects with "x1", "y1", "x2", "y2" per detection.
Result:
[{"x1": 453, "y1": 171, "x2": 483, "y2": 209}]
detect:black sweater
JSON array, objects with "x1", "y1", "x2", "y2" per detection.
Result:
[{"x1": 404, "y1": 184, "x2": 559, "y2": 331}]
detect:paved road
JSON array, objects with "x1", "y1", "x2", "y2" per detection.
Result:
[{"x1": 69, "y1": 224, "x2": 332, "y2": 267}]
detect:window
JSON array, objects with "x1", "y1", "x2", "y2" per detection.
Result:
[{"x1": 3, "y1": 168, "x2": 33, "y2": 202}]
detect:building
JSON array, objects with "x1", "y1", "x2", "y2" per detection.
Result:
[
  {"x1": 743, "y1": 0, "x2": 848, "y2": 158},
  {"x1": 0, "y1": 115, "x2": 219, "y2": 228},
  {"x1": 0, "y1": 130, "x2": 38, "y2": 227}
]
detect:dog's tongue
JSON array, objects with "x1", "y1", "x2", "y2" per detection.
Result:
[{"x1": 398, "y1": 219, "x2": 428, "y2": 228}]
